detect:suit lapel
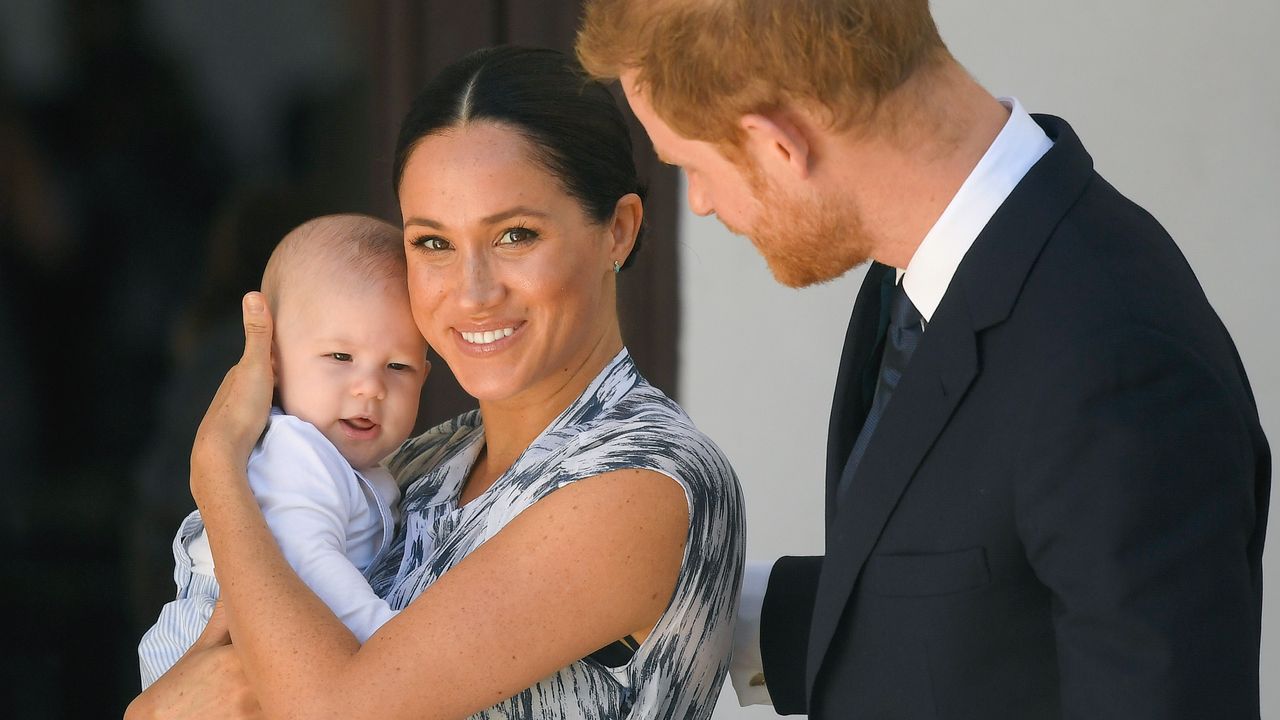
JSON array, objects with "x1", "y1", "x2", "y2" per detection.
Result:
[
  {"x1": 824, "y1": 263, "x2": 895, "y2": 524},
  {"x1": 806, "y1": 296, "x2": 979, "y2": 698},
  {"x1": 802, "y1": 114, "x2": 1097, "y2": 706}
]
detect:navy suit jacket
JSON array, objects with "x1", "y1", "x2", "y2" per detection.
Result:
[{"x1": 759, "y1": 115, "x2": 1270, "y2": 719}]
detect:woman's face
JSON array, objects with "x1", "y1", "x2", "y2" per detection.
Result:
[{"x1": 398, "y1": 122, "x2": 628, "y2": 406}]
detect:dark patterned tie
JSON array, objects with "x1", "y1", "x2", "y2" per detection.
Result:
[{"x1": 837, "y1": 278, "x2": 925, "y2": 503}]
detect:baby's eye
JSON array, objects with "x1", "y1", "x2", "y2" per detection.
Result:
[
  {"x1": 497, "y1": 226, "x2": 537, "y2": 245},
  {"x1": 411, "y1": 235, "x2": 451, "y2": 251},
  {"x1": 387, "y1": 362, "x2": 412, "y2": 372},
  {"x1": 328, "y1": 352, "x2": 352, "y2": 362}
]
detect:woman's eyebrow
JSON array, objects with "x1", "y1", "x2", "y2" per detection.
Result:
[
  {"x1": 404, "y1": 206, "x2": 549, "y2": 230},
  {"x1": 403, "y1": 216, "x2": 444, "y2": 230},
  {"x1": 482, "y1": 206, "x2": 549, "y2": 224}
]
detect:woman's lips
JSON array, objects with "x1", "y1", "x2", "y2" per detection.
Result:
[
  {"x1": 340, "y1": 418, "x2": 380, "y2": 440},
  {"x1": 460, "y1": 327, "x2": 515, "y2": 344},
  {"x1": 453, "y1": 321, "x2": 524, "y2": 355}
]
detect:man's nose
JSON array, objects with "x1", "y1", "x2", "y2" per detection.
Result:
[{"x1": 686, "y1": 174, "x2": 713, "y2": 217}]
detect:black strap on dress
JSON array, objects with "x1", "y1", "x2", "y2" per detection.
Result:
[{"x1": 588, "y1": 634, "x2": 640, "y2": 668}]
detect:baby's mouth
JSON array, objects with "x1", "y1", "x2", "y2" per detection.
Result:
[{"x1": 341, "y1": 417, "x2": 378, "y2": 435}]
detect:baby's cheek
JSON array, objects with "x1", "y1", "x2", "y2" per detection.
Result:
[{"x1": 396, "y1": 381, "x2": 424, "y2": 414}]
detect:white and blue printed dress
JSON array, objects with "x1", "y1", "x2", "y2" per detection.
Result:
[{"x1": 367, "y1": 349, "x2": 744, "y2": 719}]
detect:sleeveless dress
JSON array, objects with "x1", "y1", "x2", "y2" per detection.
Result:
[{"x1": 366, "y1": 349, "x2": 744, "y2": 719}]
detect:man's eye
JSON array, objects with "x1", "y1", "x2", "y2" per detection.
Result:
[
  {"x1": 498, "y1": 226, "x2": 537, "y2": 245},
  {"x1": 411, "y1": 236, "x2": 451, "y2": 251},
  {"x1": 329, "y1": 352, "x2": 352, "y2": 362}
]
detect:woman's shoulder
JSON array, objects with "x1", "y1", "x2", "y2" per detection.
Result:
[
  {"x1": 605, "y1": 382, "x2": 710, "y2": 443},
  {"x1": 556, "y1": 379, "x2": 738, "y2": 493}
]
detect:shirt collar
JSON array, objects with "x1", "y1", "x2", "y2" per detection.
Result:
[{"x1": 897, "y1": 97, "x2": 1053, "y2": 321}]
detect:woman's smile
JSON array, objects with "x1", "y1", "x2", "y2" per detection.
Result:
[{"x1": 454, "y1": 321, "x2": 526, "y2": 355}]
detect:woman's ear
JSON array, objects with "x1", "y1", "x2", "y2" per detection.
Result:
[
  {"x1": 608, "y1": 193, "x2": 644, "y2": 266},
  {"x1": 739, "y1": 110, "x2": 813, "y2": 181}
]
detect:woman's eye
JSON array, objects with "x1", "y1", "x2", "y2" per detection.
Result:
[
  {"x1": 498, "y1": 226, "x2": 537, "y2": 245},
  {"x1": 412, "y1": 235, "x2": 451, "y2": 251},
  {"x1": 329, "y1": 352, "x2": 352, "y2": 362}
]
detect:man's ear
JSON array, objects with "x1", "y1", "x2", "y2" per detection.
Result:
[{"x1": 739, "y1": 110, "x2": 813, "y2": 180}]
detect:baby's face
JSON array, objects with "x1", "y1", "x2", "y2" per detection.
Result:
[{"x1": 273, "y1": 277, "x2": 428, "y2": 472}]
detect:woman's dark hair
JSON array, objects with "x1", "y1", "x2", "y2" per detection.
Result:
[{"x1": 393, "y1": 46, "x2": 646, "y2": 269}]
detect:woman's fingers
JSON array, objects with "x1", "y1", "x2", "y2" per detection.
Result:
[
  {"x1": 190, "y1": 293, "x2": 277, "y2": 490},
  {"x1": 229, "y1": 291, "x2": 275, "y2": 415},
  {"x1": 193, "y1": 601, "x2": 232, "y2": 650},
  {"x1": 240, "y1": 292, "x2": 272, "y2": 371},
  {"x1": 228, "y1": 291, "x2": 276, "y2": 428},
  {"x1": 132, "y1": 644, "x2": 263, "y2": 720}
]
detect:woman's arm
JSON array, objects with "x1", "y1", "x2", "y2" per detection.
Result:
[
  {"x1": 207, "y1": 465, "x2": 687, "y2": 720},
  {"x1": 128, "y1": 294, "x2": 277, "y2": 718},
  {"x1": 189, "y1": 293, "x2": 690, "y2": 720}
]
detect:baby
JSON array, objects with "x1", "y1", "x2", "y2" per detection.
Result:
[{"x1": 138, "y1": 214, "x2": 428, "y2": 688}]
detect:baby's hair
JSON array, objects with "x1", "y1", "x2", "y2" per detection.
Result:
[{"x1": 261, "y1": 214, "x2": 406, "y2": 313}]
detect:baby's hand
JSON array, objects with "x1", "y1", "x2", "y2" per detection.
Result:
[{"x1": 191, "y1": 292, "x2": 276, "y2": 500}]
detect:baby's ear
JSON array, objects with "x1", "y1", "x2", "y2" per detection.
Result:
[{"x1": 268, "y1": 340, "x2": 283, "y2": 401}]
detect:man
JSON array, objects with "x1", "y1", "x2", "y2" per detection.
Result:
[{"x1": 578, "y1": 1, "x2": 1269, "y2": 718}]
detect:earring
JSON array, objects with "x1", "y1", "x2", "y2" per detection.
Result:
[{"x1": 612, "y1": 259, "x2": 622, "y2": 274}]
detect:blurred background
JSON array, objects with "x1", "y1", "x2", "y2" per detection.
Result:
[{"x1": 0, "y1": 0, "x2": 1275, "y2": 718}]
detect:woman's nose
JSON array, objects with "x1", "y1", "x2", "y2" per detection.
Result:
[{"x1": 458, "y1": 251, "x2": 504, "y2": 310}]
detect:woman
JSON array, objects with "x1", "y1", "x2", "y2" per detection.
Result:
[{"x1": 127, "y1": 46, "x2": 744, "y2": 719}]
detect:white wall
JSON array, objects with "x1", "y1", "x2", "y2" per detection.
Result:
[{"x1": 687, "y1": 1, "x2": 1280, "y2": 716}]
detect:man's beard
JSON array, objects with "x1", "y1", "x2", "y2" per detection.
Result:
[{"x1": 736, "y1": 168, "x2": 874, "y2": 288}]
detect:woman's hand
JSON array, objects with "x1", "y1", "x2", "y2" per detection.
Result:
[
  {"x1": 125, "y1": 604, "x2": 263, "y2": 720},
  {"x1": 190, "y1": 292, "x2": 275, "y2": 503}
]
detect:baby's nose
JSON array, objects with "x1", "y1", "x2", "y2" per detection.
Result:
[{"x1": 352, "y1": 372, "x2": 387, "y2": 400}]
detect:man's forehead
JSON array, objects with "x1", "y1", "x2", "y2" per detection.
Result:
[
  {"x1": 618, "y1": 73, "x2": 679, "y2": 150},
  {"x1": 618, "y1": 67, "x2": 641, "y2": 91},
  {"x1": 618, "y1": 70, "x2": 652, "y2": 115}
]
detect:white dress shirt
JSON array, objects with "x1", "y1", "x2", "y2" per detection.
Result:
[{"x1": 730, "y1": 97, "x2": 1053, "y2": 705}]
